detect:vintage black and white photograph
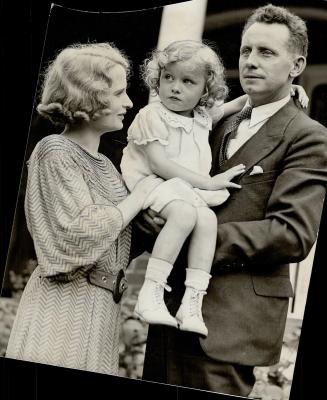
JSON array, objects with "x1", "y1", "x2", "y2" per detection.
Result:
[{"x1": 1, "y1": 1, "x2": 327, "y2": 399}]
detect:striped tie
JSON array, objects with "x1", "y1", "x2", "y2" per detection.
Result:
[{"x1": 219, "y1": 106, "x2": 253, "y2": 167}]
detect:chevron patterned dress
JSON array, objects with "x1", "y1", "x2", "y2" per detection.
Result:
[{"x1": 6, "y1": 134, "x2": 131, "y2": 375}]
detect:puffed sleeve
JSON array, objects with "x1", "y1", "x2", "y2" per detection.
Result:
[
  {"x1": 25, "y1": 149, "x2": 124, "y2": 279},
  {"x1": 127, "y1": 104, "x2": 170, "y2": 145}
]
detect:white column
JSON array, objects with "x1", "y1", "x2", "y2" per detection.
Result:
[{"x1": 157, "y1": 0, "x2": 208, "y2": 50}]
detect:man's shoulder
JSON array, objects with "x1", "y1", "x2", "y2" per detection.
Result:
[{"x1": 284, "y1": 102, "x2": 327, "y2": 137}]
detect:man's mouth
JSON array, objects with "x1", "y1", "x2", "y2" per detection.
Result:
[{"x1": 243, "y1": 74, "x2": 264, "y2": 79}]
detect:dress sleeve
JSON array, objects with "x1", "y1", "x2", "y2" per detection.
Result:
[
  {"x1": 26, "y1": 149, "x2": 124, "y2": 279},
  {"x1": 127, "y1": 105, "x2": 169, "y2": 146}
]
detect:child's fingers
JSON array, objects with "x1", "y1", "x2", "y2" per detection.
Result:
[
  {"x1": 226, "y1": 182, "x2": 242, "y2": 189},
  {"x1": 225, "y1": 164, "x2": 246, "y2": 178}
]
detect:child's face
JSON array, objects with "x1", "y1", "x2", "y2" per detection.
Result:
[{"x1": 158, "y1": 60, "x2": 206, "y2": 117}]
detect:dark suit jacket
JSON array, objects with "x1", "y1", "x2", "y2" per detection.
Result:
[{"x1": 199, "y1": 99, "x2": 327, "y2": 366}]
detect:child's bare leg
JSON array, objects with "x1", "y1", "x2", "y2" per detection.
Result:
[
  {"x1": 187, "y1": 206, "x2": 217, "y2": 272},
  {"x1": 152, "y1": 200, "x2": 197, "y2": 263},
  {"x1": 176, "y1": 207, "x2": 218, "y2": 336},
  {"x1": 135, "y1": 200, "x2": 197, "y2": 327}
]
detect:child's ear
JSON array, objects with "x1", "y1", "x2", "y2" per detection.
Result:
[{"x1": 290, "y1": 56, "x2": 306, "y2": 78}]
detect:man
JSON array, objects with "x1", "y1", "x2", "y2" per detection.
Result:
[{"x1": 141, "y1": 4, "x2": 327, "y2": 397}]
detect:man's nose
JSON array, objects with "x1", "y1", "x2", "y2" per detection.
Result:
[{"x1": 245, "y1": 51, "x2": 258, "y2": 68}]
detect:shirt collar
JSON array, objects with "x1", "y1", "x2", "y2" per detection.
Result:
[{"x1": 245, "y1": 95, "x2": 291, "y2": 128}]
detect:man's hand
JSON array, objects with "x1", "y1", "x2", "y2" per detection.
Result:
[{"x1": 134, "y1": 208, "x2": 165, "y2": 235}]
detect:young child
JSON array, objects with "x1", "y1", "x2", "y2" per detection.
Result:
[{"x1": 121, "y1": 40, "x2": 308, "y2": 337}]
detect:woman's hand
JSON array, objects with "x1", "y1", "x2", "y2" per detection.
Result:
[
  {"x1": 134, "y1": 208, "x2": 165, "y2": 235},
  {"x1": 210, "y1": 164, "x2": 246, "y2": 190},
  {"x1": 131, "y1": 175, "x2": 162, "y2": 207},
  {"x1": 117, "y1": 175, "x2": 162, "y2": 229}
]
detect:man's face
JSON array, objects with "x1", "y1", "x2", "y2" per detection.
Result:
[{"x1": 239, "y1": 22, "x2": 297, "y2": 106}]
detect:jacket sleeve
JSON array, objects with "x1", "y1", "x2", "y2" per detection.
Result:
[{"x1": 213, "y1": 123, "x2": 327, "y2": 269}]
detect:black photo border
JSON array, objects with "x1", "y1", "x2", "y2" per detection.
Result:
[{"x1": 1, "y1": 1, "x2": 326, "y2": 399}]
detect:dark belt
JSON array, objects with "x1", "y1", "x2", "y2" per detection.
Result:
[{"x1": 88, "y1": 268, "x2": 128, "y2": 303}]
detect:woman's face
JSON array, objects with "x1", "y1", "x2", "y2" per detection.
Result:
[{"x1": 92, "y1": 64, "x2": 133, "y2": 133}]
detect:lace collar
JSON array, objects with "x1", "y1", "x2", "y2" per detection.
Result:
[{"x1": 155, "y1": 101, "x2": 211, "y2": 133}]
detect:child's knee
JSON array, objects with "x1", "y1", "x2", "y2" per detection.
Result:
[
  {"x1": 164, "y1": 200, "x2": 197, "y2": 231},
  {"x1": 196, "y1": 207, "x2": 217, "y2": 233}
]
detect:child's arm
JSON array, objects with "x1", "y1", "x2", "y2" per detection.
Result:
[
  {"x1": 291, "y1": 84, "x2": 309, "y2": 108},
  {"x1": 209, "y1": 95, "x2": 248, "y2": 127},
  {"x1": 145, "y1": 141, "x2": 245, "y2": 190},
  {"x1": 222, "y1": 94, "x2": 248, "y2": 118}
]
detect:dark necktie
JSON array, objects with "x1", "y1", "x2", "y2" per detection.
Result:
[{"x1": 219, "y1": 106, "x2": 253, "y2": 167}]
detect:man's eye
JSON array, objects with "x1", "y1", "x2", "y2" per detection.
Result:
[
  {"x1": 261, "y1": 49, "x2": 273, "y2": 56},
  {"x1": 241, "y1": 48, "x2": 250, "y2": 56}
]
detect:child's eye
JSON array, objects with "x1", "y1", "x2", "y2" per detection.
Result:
[
  {"x1": 164, "y1": 74, "x2": 173, "y2": 81},
  {"x1": 183, "y1": 79, "x2": 194, "y2": 85}
]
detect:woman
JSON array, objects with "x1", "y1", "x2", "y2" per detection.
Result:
[{"x1": 5, "y1": 42, "x2": 159, "y2": 375}]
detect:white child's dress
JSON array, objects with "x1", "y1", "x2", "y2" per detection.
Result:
[{"x1": 120, "y1": 101, "x2": 229, "y2": 212}]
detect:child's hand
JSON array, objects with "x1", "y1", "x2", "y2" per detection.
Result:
[
  {"x1": 291, "y1": 84, "x2": 309, "y2": 109},
  {"x1": 210, "y1": 164, "x2": 246, "y2": 190}
]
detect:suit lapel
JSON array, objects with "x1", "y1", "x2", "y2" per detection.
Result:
[{"x1": 211, "y1": 100, "x2": 300, "y2": 176}]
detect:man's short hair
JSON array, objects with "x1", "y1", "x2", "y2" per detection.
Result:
[{"x1": 242, "y1": 4, "x2": 308, "y2": 57}]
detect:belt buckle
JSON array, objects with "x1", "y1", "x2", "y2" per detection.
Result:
[{"x1": 113, "y1": 269, "x2": 128, "y2": 303}]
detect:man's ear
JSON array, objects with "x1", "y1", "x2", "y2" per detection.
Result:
[{"x1": 290, "y1": 56, "x2": 306, "y2": 78}]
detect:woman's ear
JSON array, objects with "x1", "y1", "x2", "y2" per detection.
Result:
[{"x1": 290, "y1": 56, "x2": 306, "y2": 78}]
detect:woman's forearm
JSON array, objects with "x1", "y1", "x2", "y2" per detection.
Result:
[{"x1": 117, "y1": 193, "x2": 143, "y2": 229}]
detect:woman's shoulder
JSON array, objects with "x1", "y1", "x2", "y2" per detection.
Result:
[
  {"x1": 34, "y1": 134, "x2": 71, "y2": 153},
  {"x1": 30, "y1": 135, "x2": 78, "y2": 164}
]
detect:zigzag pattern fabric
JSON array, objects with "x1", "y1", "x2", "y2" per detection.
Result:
[{"x1": 6, "y1": 135, "x2": 131, "y2": 375}]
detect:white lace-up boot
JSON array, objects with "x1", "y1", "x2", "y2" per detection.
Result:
[
  {"x1": 134, "y1": 258, "x2": 177, "y2": 328},
  {"x1": 175, "y1": 268, "x2": 211, "y2": 337}
]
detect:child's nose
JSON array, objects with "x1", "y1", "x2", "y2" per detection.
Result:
[{"x1": 171, "y1": 82, "x2": 181, "y2": 93}]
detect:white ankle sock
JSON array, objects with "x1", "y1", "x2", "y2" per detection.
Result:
[
  {"x1": 145, "y1": 257, "x2": 173, "y2": 285},
  {"x1": 185, "y1": 268, "x2": 211, "y2": 291}
]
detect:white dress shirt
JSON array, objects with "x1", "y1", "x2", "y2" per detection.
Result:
[{"x1": 227, "y1": 95, "x2": 291, "y2": 159}]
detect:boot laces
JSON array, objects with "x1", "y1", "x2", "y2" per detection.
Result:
[
  {"x1": 154, "y1": 282, "x2": 172, "y2": 305},
  {"x1": 189, "y1": 289, "x2": 206, "y2": 317}
]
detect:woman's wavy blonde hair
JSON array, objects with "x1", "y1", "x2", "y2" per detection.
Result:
[
  {"x1": 141, "y1": 40, "x2": 228, "y2": 108},
  {"x1": 37, "y1": 42, "x2": 131, "y2": 125}
]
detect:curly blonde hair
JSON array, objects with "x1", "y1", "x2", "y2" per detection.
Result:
[
  {"x1": 141, "y1": 40, "x2": 228, "y2": 108},
  {"x1": 37, "y1": 42, "x2": 131, "y2": 125}
]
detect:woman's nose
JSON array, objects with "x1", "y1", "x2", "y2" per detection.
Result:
[{"x1": 124, "y1": 94, "x2": 133, "y2": 109}]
